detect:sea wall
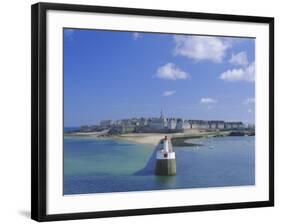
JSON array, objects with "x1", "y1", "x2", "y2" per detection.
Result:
[{"x1": 155, "y1": 159, "x2": 177, "y2": 176}]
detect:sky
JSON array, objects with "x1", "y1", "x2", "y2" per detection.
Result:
[{"x1": 64, "y1": 28, "x2": 255, "y2": 127}]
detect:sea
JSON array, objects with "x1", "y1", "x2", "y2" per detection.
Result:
[{"x1": 63, "y1": 133, "x2": 255, "y2": 195}]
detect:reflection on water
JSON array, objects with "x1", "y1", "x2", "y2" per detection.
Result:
[
  {"x1": 64, "y1": 136, "x2": 255, "y2": 195},
  {"x1": 155, "y1": 175, "x2": 177, "y2": 185}
]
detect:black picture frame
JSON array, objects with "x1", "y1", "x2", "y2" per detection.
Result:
[{"x1": 31, "y1": 2, "x2": 274, "y2": 222}]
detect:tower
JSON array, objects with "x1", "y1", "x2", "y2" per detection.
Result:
[
  {"x1": 160, "y1": 107, "x2": 167, "y2": 128},
  {"x1": 155, "y1": 136, "x2": 176, "y2": 176},
  {"x1": 160, "y1": 108, "x2": 164, "y2": 119}
]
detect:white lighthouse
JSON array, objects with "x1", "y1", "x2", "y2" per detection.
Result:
[{"x1": 155, "y1": 136, "x2": 176, "y2": 175}]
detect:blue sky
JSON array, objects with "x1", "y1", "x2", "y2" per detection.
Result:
[{"x1": 64, "y1": 29, "x2": 255, "y2": 127}]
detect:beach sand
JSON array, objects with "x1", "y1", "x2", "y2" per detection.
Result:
[
  {"x1": 113, "y1": 133, "x2": 165, "y2": 145},
  {"x1": 65, "y1": 129, "x2": 231, "y2": 146},
  {"x1": 112, "y1": 130, "x2": 213, "y2": 145}
]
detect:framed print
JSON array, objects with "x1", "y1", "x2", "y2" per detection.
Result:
[{"x1": 31, "y1": 2, "x2": 274, "y2": 222}]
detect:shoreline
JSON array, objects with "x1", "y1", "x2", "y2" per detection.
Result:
[{"x1": 64, "y1": 130, "x2": 235, "y2": 146}]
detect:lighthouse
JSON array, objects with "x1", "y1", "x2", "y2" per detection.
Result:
[{"x1": 155, "y1": 136, "x2": 176, "y2": 176}]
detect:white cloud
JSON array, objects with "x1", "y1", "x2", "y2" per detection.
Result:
[
  {"x1": 156, "y1": 63, "x2": 190, "y2": 80},
  {"x1": 229, "y1": 51, "x2": 249, "y2": 66},
  {"x1": 163, "y1": 90, "x2": 176, "y2": 96},
  {"x1": 219, "y1": 62, "x2": 255, "y2": 82},
  {"x1": 200, "y1": 97, "x2": 218, "y2": 104},
  {"x1": 243, "y1": 97, "x2": 255, "y2": 105},
  {"x1": 132, "y1": 32, "x2": 141, "y2": 40},
  {"x1": 173, "y1": 35, "x2": 230, "y2": 63}
]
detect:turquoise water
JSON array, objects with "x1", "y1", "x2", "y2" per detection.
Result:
[{"x1": 64, "y1": 136, "x2": 255, "y2": 195}]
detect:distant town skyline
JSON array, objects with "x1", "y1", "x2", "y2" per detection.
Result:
[
  {"x1": 81, "y1": 111, "x2": 246, "y2": 127},
  {"x1": 64, "y1": 29, "x2": 255, "y2": 127}
]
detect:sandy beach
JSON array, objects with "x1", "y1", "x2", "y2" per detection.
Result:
[
  {"x1": 65, "y1": 129, "x2": 231, "y2": 146},
  {"x1": 65, "y1": 132, "x2": 166, "y2": 145},
  {"x1": 65, "y1": 130, "x2": 108, "y2": 137},
  {"x1": 113, "y1": 133, "x2": 166, "y2": 145},
  {"x1": 113, "y1": 130, "x2": 221, "y2": 145}
]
